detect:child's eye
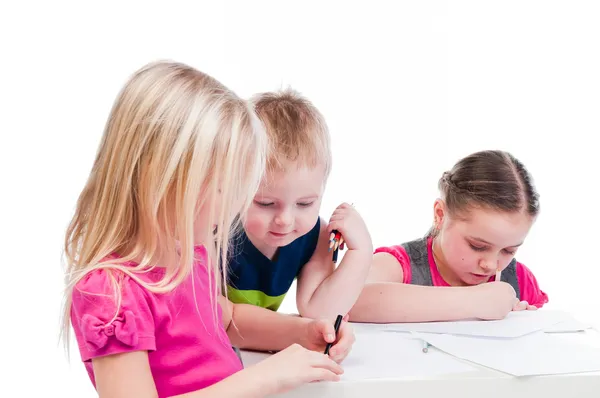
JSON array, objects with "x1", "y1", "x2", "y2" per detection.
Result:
[
  {"x1": 469, "y1": 243, "x2": 487, "y2": 252},
  {"x1": 255, "y1": 201, "x2": 274, "y2": 207},
  {"x1": 297, "y1": 202, "x2": 314, "y2": 208},
  {"x1": 503, "y1": 249, "x2": 516, "y2": 256}
]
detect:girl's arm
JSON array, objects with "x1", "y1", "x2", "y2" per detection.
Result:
[
  {"x1": 173, "y1": 366, "x2": 272, "y2": 398},
  {"x1": 219, "y1": 295, "x2": 308, "y2": 351},
  {"x1": 349, "y1": 252, "x2": 519, "y2": 322},
  {"x1": 92, "y1": 345, "x2": 342, "y2": 398},
  {"x1": 92, "y1": 351, "x2": 159, "y2": 397},
  {"x1": 296, "y1": 205, "x2": 373, "y2": 319},
  {"x1": 219, "y1": 296, "x2": 354, "y2": 362}
]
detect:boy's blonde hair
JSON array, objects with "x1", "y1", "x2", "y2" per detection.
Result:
[
  {"x1": 251, "y1": 88, "x2": 331, "y2": 178},
  {"x1": 61, "y1": 61, "x2": 266, "y2": 347}
]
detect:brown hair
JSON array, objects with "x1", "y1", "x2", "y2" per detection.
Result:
[
  {"x1": 432, "y1": 150, "x2": 539, "y2": 233},
  {"x1": 251, "y1": 88, "x2": 331, "y2": 177}
]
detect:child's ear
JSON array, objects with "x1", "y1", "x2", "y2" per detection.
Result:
[{"x1": 433, "y1": 199, "x2": 446, "y2": 229}]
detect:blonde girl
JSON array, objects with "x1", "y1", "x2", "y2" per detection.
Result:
[{"x1": 62, "y1": 61, "x2": 348, "y2": 398}]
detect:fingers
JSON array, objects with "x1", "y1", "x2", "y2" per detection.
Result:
[
  {"x1": 317, "y1": 320, "x2": 336, "y2": 343},
  {"x1": 325, "y1": 322, "x2": 355, "y2": 363},
  {"x1": 308, "y1": 368, "x2": 342, "y2": 383},
  {"x1": 329, "y1": 213, "x2": 346, "y2": 221},
  {"x1": 512, "y1": 300, "x2": 529, "y2": 312},
  {"x1": 335, "y1": 202, "x2": 353, "y2": 211},
  {"x1": 327, "y1": 220, "x2": 344, "y2": 234},
  {"x1": 527, "y1": 304, "x2": 538, "y2": 311},
  {"x1": 329, "y1": 335, "x2": 354, "y2": 363},
  {"x1": 308, "y1": 351, "x2": 344, "y2": 375},
  {"x1": 511, "y1": 298, "x2": 521, "y2": 311},
  {"x1": 328, "y1": 203, "x2": 356, "y2": 227}
]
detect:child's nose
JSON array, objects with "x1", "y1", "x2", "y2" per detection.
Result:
[
  {"x1": 274, "y1": 210, "x2": 293, "y2": 226},
  {"x1": 479, "y1": 256, "x2": 497, "y2": 272}
]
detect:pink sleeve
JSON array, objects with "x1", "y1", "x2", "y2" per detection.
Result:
[
  {"x1": 374, "y1": 245, "x2": 412, "y2": 284},
  {"x1": 70, "y1": 269, "x2": 156, "y2": 362},
  {"x1": 516, "y1": 262, "x2": 549, "y2": 308}
]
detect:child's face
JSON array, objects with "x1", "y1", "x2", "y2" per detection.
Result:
[
  {"x1": 244, "y1": 163, "x2": 325, "y2": 251},
  {"x1": 435, "y1": 201, "x2": 535, "y2": 286}
]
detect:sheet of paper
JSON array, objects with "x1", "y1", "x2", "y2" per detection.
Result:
[
  {"x1": 543, "y1": 318, "x2": 593, "y2": 333},
  {"x1": 379, "y1": 310, "x2": 574, "y2": 338},
  {"x1": 339, "y1": 332, "x2": 478, "y2": 381},
  {"x1": 352, "y1": 310, "x2": 592, "y2": 337},
  {"x1": 241, "y1": 332, "x2": 478, "y2": 381},
  {"x1": 416, "y1": 331, "x2": 600, "y2": 377}
]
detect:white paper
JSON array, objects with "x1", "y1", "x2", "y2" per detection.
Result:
[
  {"x1": 240, "y1": 332, "x2": 478, "y2": 381},
  {"x1": 417, "y1": 331, "x2": 600, "y2": 377},
  {"x1": 542, "y1": 319, "x2": 593, "y2": 333},
  {"x1": 380, "y1": 310, "x2": 573, "y2": 338},
  {"x1": 339, "y1": 332, "x2": 478, "y2": 381}
]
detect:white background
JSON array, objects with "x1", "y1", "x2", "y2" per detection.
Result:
[{"x1": 1, "y1": 1, "x2": 599, "y2": 396}]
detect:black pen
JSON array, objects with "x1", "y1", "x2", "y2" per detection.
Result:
[{"x1": 324, "y1": 314, "x2": 344, "y2": 355}]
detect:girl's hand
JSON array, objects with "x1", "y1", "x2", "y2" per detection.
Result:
[
  {"x1": 512, "y1": 299, "x2": 538, "y2": 312},
  {"x1": 473, "y1": 281, "x2": 518, "y2": 320},
  {"x1": 248, "y1": 344, "x2": 343, "y2": 395},
  {"x1": 300, "y1": 317, "x2": 355, "y2": 363}
]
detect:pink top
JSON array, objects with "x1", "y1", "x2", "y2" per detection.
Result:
[
  {"x1": 375, "y1": 237, "x2": 549, "y2": 307},
  {"x1": 70, "y1": 246, "x2": 243, "y2": 397}
]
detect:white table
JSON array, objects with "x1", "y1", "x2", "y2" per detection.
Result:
[{"x1": 241, "y1": 326, "x2": 600, "y2": 397}]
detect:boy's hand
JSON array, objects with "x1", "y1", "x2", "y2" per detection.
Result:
[
  {"x1": 299, "y1": 317, "x2": 355, "y2": 363},
  {"x1": 327, "y1": 203, "x2": 372, "y2": 253}
]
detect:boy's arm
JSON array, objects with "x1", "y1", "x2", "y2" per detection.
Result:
[{"x1": 296, "y1": 218, "x2": 373, "y2": 319}]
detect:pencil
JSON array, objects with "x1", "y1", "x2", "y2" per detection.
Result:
[
  {"x1": 331, "y1": 230, "x2": 342, "y2": 263},
  {"x1": 324, "y1": 315, "x2": 344, "y2": 355},
  {"x1": 422, "y1": 340, "x2": 430, "y2": 353},
  {"x1": 495, "y1": 268, "x2": 502, "y2": 281},
  {"x1": 329, "y1": 231, "x2": 341, "y2": 252}
]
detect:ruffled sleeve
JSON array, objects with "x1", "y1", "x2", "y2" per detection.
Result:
[{"x1": 70, "y1": 268, "x2": 156, "y2": 362}]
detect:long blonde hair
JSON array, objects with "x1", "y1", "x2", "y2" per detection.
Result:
[{"x1": 61, "y1": 61, "x2": 266, "y2": 347}]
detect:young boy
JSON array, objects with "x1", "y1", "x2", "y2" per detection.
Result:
[{"x1": 226, "y1": 88, "x2": 373, "y2": 319}]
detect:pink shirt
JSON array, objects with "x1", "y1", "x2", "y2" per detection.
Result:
[
  {"x1": 375, "y1": 237, "x2": 549, "y2": 307},
  {"x1": 70, "y1": 246, "x2": 243, "y2": 397}
]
